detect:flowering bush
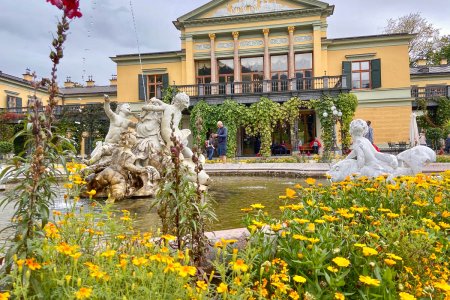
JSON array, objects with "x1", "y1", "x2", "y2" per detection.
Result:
[{"x1": 3, "y1": 168, "x2": 449, "y2": 299}]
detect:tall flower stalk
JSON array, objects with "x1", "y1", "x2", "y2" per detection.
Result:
[{"x1": 0, "y1": 0, "x2": 82, "y2": 275}]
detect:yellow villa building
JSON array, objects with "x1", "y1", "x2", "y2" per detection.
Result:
[
  {"x1": 111, "y1": 0, "x2": 416, "y2": 154},
  {"x1": 2, "y1": 0, "x2": 450, "y2": 156}
]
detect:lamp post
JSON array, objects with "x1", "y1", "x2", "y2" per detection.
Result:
[{"x1": 322, "y1": 105, "x2": 343, "y2": 154}]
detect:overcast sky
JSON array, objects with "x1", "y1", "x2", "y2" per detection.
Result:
[{"x1": 1, "y1": 0, "x2": 449, "y2": 86}]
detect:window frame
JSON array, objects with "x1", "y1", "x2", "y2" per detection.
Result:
[
  {"x1": 351, "y1": 60, "x2": 371, "y2": 90},
  {"x1": 146, "y1": 74, "x2": 163, "y2": 99}
]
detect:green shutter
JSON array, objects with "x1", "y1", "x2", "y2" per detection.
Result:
[
  {"x1": 162, "y1": 73, "x2": 169, "y2": 89},
  {"x1": 371, "y1": 59, "x2": 381, "y2": 89},
  {"x1": 138, "y1": 74, "x2": 147, "y2": 101},
  {"x1": 342, "y1": 61, "x2": 351, "y2": 89},
  {"x1": 16, "y1": 97, "x2": 22, "y2": 113}
]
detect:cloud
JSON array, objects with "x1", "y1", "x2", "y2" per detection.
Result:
[{"x1": 0, "y1": 0, "x2": 449, "y2": 86}]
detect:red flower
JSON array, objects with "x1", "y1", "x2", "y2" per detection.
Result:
[{"x1": 47, "y1": 0, "x2": 82, "y2": 19}]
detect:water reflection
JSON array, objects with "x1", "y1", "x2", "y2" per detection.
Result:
[{"x1": 0, "y1": 176, "x2": 327, "y2": 243}]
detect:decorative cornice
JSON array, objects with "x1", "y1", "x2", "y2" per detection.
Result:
[{"x1": 177, "y1": 8, "x2": 325, "y2": 29}]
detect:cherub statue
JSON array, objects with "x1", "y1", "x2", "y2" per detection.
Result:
[
  {"x1": 345, "y1": 119, "x2": 398, "y2": 177},
  {"x1": 327, "y1": 119, "x2": 436, "y2": 182},
  {"x1": 88, "y1": 95, "x2": 136, "y2": 165},
  {"x1": 89, "y1": 130, "x2": 158, "y2": 202},
  {"x1": 143, "y1": 93, "x2": 193, "y2": 159}
]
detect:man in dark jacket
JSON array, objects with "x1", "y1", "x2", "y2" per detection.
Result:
[{"x1": 213, "y1": 121, "x2": 228, "y2": 163}]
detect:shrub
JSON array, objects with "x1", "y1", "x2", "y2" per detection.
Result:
[{"x1": 0, "y1": 141, "x2": 14, "y2": 154}]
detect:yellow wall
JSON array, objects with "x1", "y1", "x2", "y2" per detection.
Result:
[
  {"x1": 117, "y1": 61, "x2": 183, "y2": 101},
  {"x1": 63, "y1": 95, "x2": 117, "y2": 105},
  {"x1": 411, "y1": 75, "x2": 450, "y2": 87},
  {"x1": 354, "y1": 106, "x2": 411, "y2": 144},
  {"x1": 0, "y1": 81, "x2": 51, "y2": 108},
  {"x1": 327, "y1": 44, "x2": 411, "y2": 89}
]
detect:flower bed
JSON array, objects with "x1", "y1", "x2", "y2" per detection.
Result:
[{"x1": 2, "y1": 170, "x2": 449, "y2": 299}]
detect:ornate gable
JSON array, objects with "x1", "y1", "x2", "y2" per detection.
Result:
[{"x1": 176, "y1": 0, "x2": 331, "y2": 23}]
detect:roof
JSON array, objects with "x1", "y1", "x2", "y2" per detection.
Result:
[
  {"x1": 0, "y1": 70, "x2": 48, "y2": 93},
  {"x1": 113, "y1": 50, "x2": 183, "y2": 59},
  {"x1": 410, "y1": 64, "x2": 450, "y2": 76},
  {"x1": 59, "y1": 85, "x2": 117, "y2": 96},
  {"x1": 326, "y1": 33, "x2": 413, "y2": 42}
]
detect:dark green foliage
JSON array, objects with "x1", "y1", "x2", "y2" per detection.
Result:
[{"x1": 0, "y1": 141, "x2": 14, "y2": 154}]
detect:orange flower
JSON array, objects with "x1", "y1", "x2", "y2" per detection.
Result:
[{"x1": 25, "y1": 258, "x2": 42, "y2": 271}]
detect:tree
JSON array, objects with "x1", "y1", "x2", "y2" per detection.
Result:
[
  {"x1": 383, "y1": 13, "x2": 440, "y2": 64},
  {"x1": 429, "y1": 35, "x2": 450, "y2": 65}
]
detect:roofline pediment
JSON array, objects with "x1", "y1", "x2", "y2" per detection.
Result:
[{"x1": 174, "y1": 0, "x2": 333, "y2": 29}]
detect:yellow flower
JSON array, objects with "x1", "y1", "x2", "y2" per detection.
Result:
[
  {"x1": 25, "y1": 258, "x2": 42, "y2": 271},
  {"x1": 293, "y1": 234, "x2": 308, "y2": 241},
  {"x1": 286, "y1": 188, "x2": 297, "y2": 198},
  {"x1": 161, "y1": 234, "x2": 176, "y2": 241},
  {"x1": 196, "y1": 280, "x2": 208, "y2": 291},
  {"x1": 178, "y1": 265, "x2": 197, "y2": 277},
  {"x1": 327, "y1": 266, "x2": 338, "y2": 273},
  {"x1": 354, "y1": 243, "x2": 366, "y2": 248},
  {"x1": 399, "y1": 292, "x2": 416, "y2": 300},
  {"x1": 384, "y1": 259, "x2": 396, "y2": 266},
  {"x1": 75, "y1": 287, "x2": 92, "y2": 299},
  {"x1": 100, "y1": 250, "x2": 116, "y2": 258},
  {"x1": 306, "y1": 223, "x2": 315, "y2": 232},
  {"x1": 251, "y1": 220, "x2": 265, "y2": 228},
  {"x1": 305, "y1": 178, "x2": 316, "y2": 185},
  {"x1": 230, "y1": 259, "x2": 248, "y2": 272},
  {"x1": 132, "y1": 257, "x2": 148, "y2": 266},
  {"x1": 386, "y1": 213, "x2": 399, "y2": 219},
  {"x1": 0, "y1": 292, "x2": 10, "y2": 300},
  {"x1": 332, "y1": 257, "x2": 350, "y2": 267},
  {"x1": 251, "y1": 203, "x2": 265, "y2": 209},
  {"x1": 362, "y1": 247, "x2": 378, "y2": 256},
  {"x1": 86, "y1": 189, "x2": 96, "y2": 199},
  {"x1": 293, "y1": 218, "x2": 309, "y2": 224},
  {"x1": 433, "y1": 280, "x2": 450, "y2": 292},
  {"x1": 359, "y1": 275, "x2": 380, "y2": 287},
  {"x1": 116, "y1": 259, "x2": 127, "y2": 270},
  {"x1": 270, "y1": 223, "x2": 283, "y2": 232},
  {"x1": 386, "y1": 253, "x2": 403, "y2": 261},
  {"x1": 335, "y1": 292, "x2": 345, "y2": 300},
  {"x1": 293, "y1": 275, "x2": 306, "y2": 283},
  {"x1": 217, "y1": 282, "x2": 228, "y2": 294}
]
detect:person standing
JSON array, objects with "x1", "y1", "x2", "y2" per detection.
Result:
[
  {"x1": 445, "y1": 134, "x2": 450, "y2": 153},
  {"x1": 206, "y1": 134, "x2": 215, "y2": 160},
  {"x1": 364, "y1": 120, "x2": 374, "y2": 143},
  {"x1": 213, "y1": 121, "x2": 228, "y2": 163},
  {"x1": 419, "y1": 131, "x2": 427, "y2": 146}
]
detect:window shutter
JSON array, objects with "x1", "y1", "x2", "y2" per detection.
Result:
[
  {"x1": 371, "y1": 59, "x2": 381, "y2": 89},
  {"x1": 162, "y1": 73, "x2": 169, "y2": 89},
  {"x1": 342, "y1": 61, "x2": 351, "y2": 89},
  {"x1": 138, "y1": 74, "x2": 147, "y2": 101},
  {"x1": 16, "y1": 97, "x2": 22, "y2": 112}
]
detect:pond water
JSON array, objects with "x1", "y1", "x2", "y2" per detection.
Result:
[{"x1": 0, "y1": 176, "x2": 326, "y2": 245}]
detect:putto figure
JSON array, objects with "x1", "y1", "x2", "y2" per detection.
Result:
[
  {"x1": 327, "y1": 119, "x2": 436, "y2": 182},
  {"x1": 83, "y1": 92, "x2": 210, "y2": 200},
  {"x1": 88, "y1": 95, "x2": 136, "y2": 165}
]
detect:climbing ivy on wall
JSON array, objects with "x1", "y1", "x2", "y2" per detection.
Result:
[
  {"x1": 189, "y1": 93, "x2": 358, "y2": 158},
  {"x1": 311, "y1": 93, "x2": 358, "y2": 152},
  {"x1": 243, "y1": 97, "x2": 281, "y2": 157},
  {"x1": 280, "y1": 97, "x2": 312, "y2": 152}
]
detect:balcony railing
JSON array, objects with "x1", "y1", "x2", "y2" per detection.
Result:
[
  {"x1": 411, "y1": 86, "x2": 449, "y2": 99},
  {"x1": 174, "y1": 76, "x2": 347, "y2": 98}
]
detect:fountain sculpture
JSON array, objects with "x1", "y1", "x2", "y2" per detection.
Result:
[
  {"x1": 83, "y1": 93, "x2": 210, "y2": 202},
  {"x1": 327, "y1": 119, "x2": 436, "y2": 182}
]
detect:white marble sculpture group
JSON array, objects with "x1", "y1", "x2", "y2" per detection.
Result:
[
  {"x1": 83, "y1": 93, "x2": 210, "y2": 202},
  {"x1": 327, "y1": 119, "x2": 436, "y2": 182}
]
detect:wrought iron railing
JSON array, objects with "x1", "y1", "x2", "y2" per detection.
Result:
[
  {"x1": 411, "y1": 86, "x2": 449, "y2": 99},
  {"x1": 174, "y1": 76, "x2": 347, "y2": 97}
]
